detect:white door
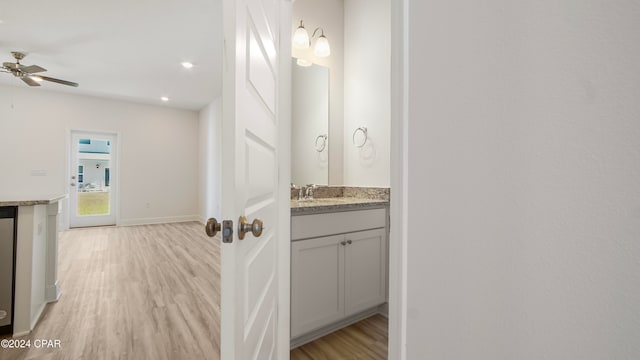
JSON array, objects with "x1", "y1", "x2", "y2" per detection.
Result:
[
  {"x1": 69, "y1": 131, "x2": 117, "y2": 228},
  {"x1": 219, "y1": 0, "x2": 291, "y2": 358}
]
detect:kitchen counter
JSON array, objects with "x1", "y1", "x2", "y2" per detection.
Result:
[
  {"x1": 0, "y1": 194, "x2": 65, "y2": 336},
  {"x1": 0, "y1": 194, "x2": 67, "y2": 207},
  {"x1": 291, "y1": 198, "x2": 389, "y2": 215}
]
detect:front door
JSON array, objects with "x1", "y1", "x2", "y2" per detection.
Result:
[
  {"x1": 69, "y1": 131, "x2": 117, "y2": 228},
  {"x1": 219, "y1": 0, "x2": 291, "y2": 358}
]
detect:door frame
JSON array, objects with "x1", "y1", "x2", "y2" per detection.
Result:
[
  {"x1": 388, "y1": 0, "x2": 408, "y2": 358},
  {"x1": 65, "y1": 129, "x2": 121, "y2": 230},
  {"x1": 277, "y1": 1, "x2": 293, "y2": 358},
  {"x1": 280, "y1": 0, "x2": 407, "y2": 357}
]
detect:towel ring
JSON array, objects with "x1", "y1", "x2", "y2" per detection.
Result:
[
  {"x1": 315, "y1": 134, "x2": 328, "y2": 152},
  {"x1": 352, "y1": 127, "x2": 368, "y2": 148}
]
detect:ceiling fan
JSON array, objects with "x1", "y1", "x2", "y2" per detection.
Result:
[{"x1": 1, "y1": 51, "x2": 78, "y2": 87}]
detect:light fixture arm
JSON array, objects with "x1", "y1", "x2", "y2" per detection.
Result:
[{"x1": 311, "y1": 27, "x2": 325, "y2": 40}]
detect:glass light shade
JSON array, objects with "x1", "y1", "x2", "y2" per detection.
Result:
[
  {"x1": 313, "y1": 35, "x2": 331, "y2": 57},
  {"x1": 296, "y1": 58, "x2": 312, "y2": 67},
  {"x1": 293, "y1": 26, "x2": 310, "y2": 49}
]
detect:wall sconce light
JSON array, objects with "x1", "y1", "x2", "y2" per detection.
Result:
[{"x1": 293, "y1": 20, "x2": 331, "y2": 58}]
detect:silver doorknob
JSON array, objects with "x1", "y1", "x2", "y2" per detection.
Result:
[
  {"x1": 238, "y1": 216, "x2": 264, "y2": 240},
  {"x1": 205, "y1": 217, "x2": 221, "y2": 237}
]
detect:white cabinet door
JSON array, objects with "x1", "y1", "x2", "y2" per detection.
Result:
[
  {"x1": 344, "y1": 228, "x2": 387, "y2": 317},
  {"x1": 291, "y1": 234, "x2": 345, "y2": 338}
]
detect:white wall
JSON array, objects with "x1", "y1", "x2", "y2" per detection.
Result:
[
  {"x1": 198, "y1": 97, "x2": 222, "y2": 223},
  {"x1": 343, "y1": 0, "x2": 390, "y2": 187},
  {"x1": 0, "y1": 85, "x2": 200, "y2": 226},
  {"x1": 404, "y1": 0, "x2": 640, "y2": 359},
  {"x1": 293, "y1": 0, "x2": 344, "y2": 185}
]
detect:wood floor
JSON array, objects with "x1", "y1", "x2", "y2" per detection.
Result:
[
  {"x1": 290, "y1": 314, "x2": 388, "y2": 360},
  {"x1": 0, "y1": 222, "x2": 220, "y2": 360}
]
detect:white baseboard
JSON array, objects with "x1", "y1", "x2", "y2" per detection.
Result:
[
  {"x1": 13, "y1": 330, "x2": 31, "y2": 338},
  {"x1": 30, "y1": 302, "x2": 46, "y2": 332},
  {"x1": 119, "y1": 215, "x2": 200, "y2": 226}
]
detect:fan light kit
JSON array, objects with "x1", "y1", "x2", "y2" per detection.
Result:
[{"x1": 0, "y1": 51, "x2": 78, "y2": 87}]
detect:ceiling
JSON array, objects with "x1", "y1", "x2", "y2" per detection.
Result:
[{"x1": 0, "y1": 0, "x2": 223, "y2": 111}]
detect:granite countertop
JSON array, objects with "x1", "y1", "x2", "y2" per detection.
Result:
[
  {"x1": 291, "y1": 197, "x2": 389, "y2": 215},
  {"x1": 0, "y1": 194, "x2": 68, "y2": 207}
]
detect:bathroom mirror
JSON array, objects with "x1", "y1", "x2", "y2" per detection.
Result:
[{"x1": 291, "y1": 61, "x2": 329, "y2": 186}]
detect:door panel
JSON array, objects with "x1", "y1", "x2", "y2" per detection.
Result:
[
  {"x1": 246, "y1": 137, "x2": 276, "y2": 203},
  {"x1": 221, "y1": 0, "x2": 289, "y2": 358},
  {"x1": 248, "y1": 27, "x2": 276, "y2": 113},
  {"x1": 244, "y1": 233, "x2": 277, "y2": 326}
]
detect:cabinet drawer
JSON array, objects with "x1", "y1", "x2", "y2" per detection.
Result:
[{"x1": 291, "y1": 208, "x2": 386, "y2": 240}]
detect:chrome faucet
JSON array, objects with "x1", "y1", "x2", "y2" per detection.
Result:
[
  {"x1": 305, "y1": 184, "x2": 317, "y2": 200},
  {"x1": 291, "y1": 183, "x2": 304, "y2": 200}
]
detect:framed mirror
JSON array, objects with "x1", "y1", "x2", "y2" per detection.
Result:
[{"x1": 291, "y1": 61, "x2": 329, "y2": 186}]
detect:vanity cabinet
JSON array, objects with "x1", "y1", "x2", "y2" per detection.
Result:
[{"x1": 291, "y1": 207, "x2": 387, "y2": 340}]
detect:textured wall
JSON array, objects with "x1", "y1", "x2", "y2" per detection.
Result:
[{"x1": 405, "y1": 0, "x2": 640, "y2": 358}]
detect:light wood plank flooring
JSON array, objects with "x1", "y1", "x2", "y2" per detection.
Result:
[
  {"x1": 290, "y1": 314, "x2": 388, "y2": 360},
  {"x1": 0, "y1": 222, "x2": 220, "y2": 360}
]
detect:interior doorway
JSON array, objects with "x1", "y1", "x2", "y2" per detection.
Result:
[{"x1": 69, "y1": 131, "x2": 118, "y2": 228}]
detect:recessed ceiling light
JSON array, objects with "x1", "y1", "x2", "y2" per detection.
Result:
[
  {"x1": 161, "y1": 96, "x2": 170, "y2": 102},
  {"x1": 181, "y1": 62, "x2": 194, "y2": 69}
]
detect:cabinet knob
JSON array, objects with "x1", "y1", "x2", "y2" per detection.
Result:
[
  {"x1": 340, "y1": 241, "x2": 347, "y2": 246},
  {"x1": 347, "y1": 240, "x2": 352, "y2": 245}
]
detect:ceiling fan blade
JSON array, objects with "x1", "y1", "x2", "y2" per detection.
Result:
[
  {"x1": 3, "y1": 62, "x2": 19, "y2": 70},
  {"x1": 20, "y1": 64, "x2": 47, "y2": 73},
  {"x1": 38, "y1": 75, "x2": 79, "y2": 87},
  {"x1": 21, "y1": 77, "x2": 41, "y2": 87}
]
